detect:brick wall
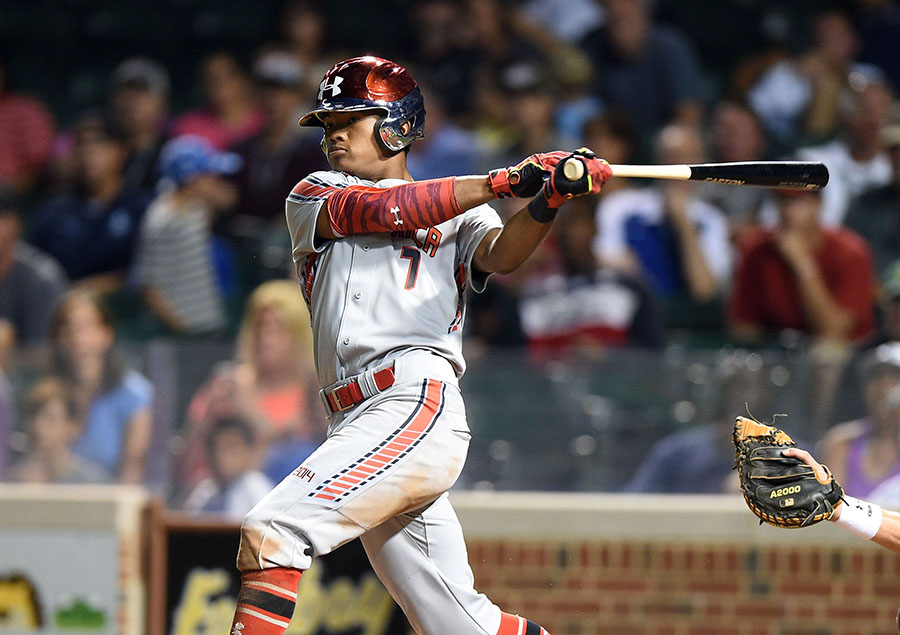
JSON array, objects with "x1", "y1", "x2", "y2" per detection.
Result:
[{"x1": 453, "y1": 494, "x2": 900, "y2": 635}]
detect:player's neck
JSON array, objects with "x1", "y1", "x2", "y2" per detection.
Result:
[{"x1": 356, "y1": 155, "x2": 413, "y2": 183}]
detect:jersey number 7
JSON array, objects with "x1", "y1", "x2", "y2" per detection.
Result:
[{"x1": 400, "y1": 246, "x2": 420, "y2": 290}]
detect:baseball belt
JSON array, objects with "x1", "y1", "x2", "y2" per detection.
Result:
[{"x1": 319, "y1": 363, "x2": 396, "y2": 415}]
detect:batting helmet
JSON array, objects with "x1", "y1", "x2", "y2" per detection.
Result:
[{"x1": 298, "y1": 56, "x2": 426, "y2": 152}]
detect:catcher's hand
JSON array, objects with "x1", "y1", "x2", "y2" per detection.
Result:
[{"x1": 733, "y1": 415, "x2": 844, "y2": 528}]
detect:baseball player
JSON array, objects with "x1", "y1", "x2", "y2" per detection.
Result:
[{"x1": 227, "y1": 56, "x2": 611, "y2": 635}]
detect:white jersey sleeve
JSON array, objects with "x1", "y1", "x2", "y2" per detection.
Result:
[{"x1": 285, "y1": 170, "x2": 371, "y2": 262}]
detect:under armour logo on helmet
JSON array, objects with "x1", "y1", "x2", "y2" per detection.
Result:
[{"x1": 318, "y1": 76, "x2": 344, "y2": 100}]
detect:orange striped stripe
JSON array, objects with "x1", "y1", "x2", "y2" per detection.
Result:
[
  {"x1": 312, "y1": 381, "x2": 443, "y2": 504},
  {"x1": 349, "y1": 380, "x2": 443, "y2": 477}
]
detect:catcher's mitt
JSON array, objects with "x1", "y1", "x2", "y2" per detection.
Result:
[{"x1": 733, "y1": 415, "x2": 843, "y2": 528}]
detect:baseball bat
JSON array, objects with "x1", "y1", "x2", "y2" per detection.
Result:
[{"x1": 562, "y1": 159, "x2": 828, "y2": 190}]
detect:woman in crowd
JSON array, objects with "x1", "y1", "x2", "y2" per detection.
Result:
[
  {"x1": 180, "y1": 280, "x2": 322, "y2": 490},
  {"x1": 49, "y1": 291, "x2": 154, "y2": 483}
]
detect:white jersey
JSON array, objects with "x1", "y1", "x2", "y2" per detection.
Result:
[{"x1": 285, "y1": 170, "x2": 502, "y2": 389}]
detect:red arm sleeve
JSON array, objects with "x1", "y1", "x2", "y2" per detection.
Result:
[{"x1": 314, "y1": 177, "x2": 464, "y2": 236}]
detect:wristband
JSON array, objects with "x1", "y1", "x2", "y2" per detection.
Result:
[
  {"x1": 835, "y1": 495, "x2": 883, "y2": 539},
  {"x1": 527, "y1": 192, "x2": 558, "y2": 223}
]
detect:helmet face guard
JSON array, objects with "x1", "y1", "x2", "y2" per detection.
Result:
[{"x1": 299, "y1": 56, "x2": 426, "y2": 152}]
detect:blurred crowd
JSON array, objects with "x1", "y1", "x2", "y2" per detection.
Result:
[{"x1": 2, "y1": 0, "x2": 900, "y2": 515}]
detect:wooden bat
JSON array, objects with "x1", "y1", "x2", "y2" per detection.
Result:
[{"x1": 562, "y1": 159, "x2": 829, "y2": 190}]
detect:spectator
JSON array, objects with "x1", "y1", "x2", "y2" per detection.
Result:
[
  {"x1": 182, "y1": 416, "x2": 273, "y2": 519},
  {"x1": 279, "y1": 1, "x2": 331, "y2": 92},
  {"x1": 549, "y1": 46, "x2": 603, "y2": 143},
  {"x1": 50, "y1": 290, "x2": 153, "y2": 483},
  {"x1": 30, "y1": 113, "x2": 152, "y2": 293},
  {"x1": 728, "y1": 188, "x2": 876, "y2": 346},
  {"x1": 171, "y1": 52, "x2": 264, "y2": 150},
  {"x1": 495, "y1": 60, "x2": 578, "y2": 161},
  {"x1": 746, "y1": 8, "x2": 868, "y2": 145},
  {"x1": 0, "y1": 53, "x2": 55, "y2": 194},
  {"x1": 856, "y1": 0, "x2": 900, "y2": 96},
  {"x1": 519, "y1": 0, "x2": 605, "y2": 45},
  {"x1": 578, "y1": 0, "x2": 703, "y2": 142},
  {"x1": 581, "y1": 109, "x2": 640, "y2": 196},
  {"x1": 0, "y1": 189, "x2": 67, "y2": 347},
  {"x1": 519, "y1": 198, "x2": 665, "y2": 357},
  {"x1": 796, "y1": 71, "x2": 893, "y2": 227},
  {"x1": 109, "y1": 57, "x2": 171, "y2": 195},
  {"x1": 819, "y1": 343, "x2": 900, "y2": 499},
  {"x1": 627, "y1": 350, "x2": 771, "y2": 493},
  {"x1": 179, "y1": 280, "x2": 320, "y2": 491},
  {"x1": 133, "y1": 135, "x2": 240, "y2": 335},
  {"x1": 0, "y1": 318, "x2": 11, "y2": 371},
  {"x1": 0, "y1": 352, "x2": 12, "y2": 477},
  {"x1": 843, "y1": 112, "x2": 900, "y2": 276},
  {"x1": 407, "y1": 84, "x2": 483, "y2": 181},
  {"x1": 593, "y1": 124, "x2": 731, "y2": 306},
  {"x1": 695, "y1": 100, "x2": 773, "y2": 243},
  {"x1": 403, "y1": 1, "x2": 483, "y2": 121},
  {"x1": 7, "y1": 378, "x2": 107, "y2": 484},
  {"x1": 797, "y1": 8, "x2": 864, "y2": 140},
  {"x1": 232, "y1": 50, "x2": 328, "y2": 225},
  {"x1": 828, "y1": 258, "x2": 900, "y2": 427}
]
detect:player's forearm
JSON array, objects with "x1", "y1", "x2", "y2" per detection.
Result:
[
  {"x1": 318, "y1": 175, "x2": 498, "y2": 239},
  {"x1": 472, "y1": 205, "x2": 554, "y2": 275},
  {"x1": 453, "y1": 174, "x2": 497, "y2": 209},
  {"x1": 872, "y1": 510, "x2": 900, "y2": 555}
]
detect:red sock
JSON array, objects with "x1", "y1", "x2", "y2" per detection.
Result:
[
  {"x1": 497, "y1": 611, "x2": 551, "y2": 635},
  {"x1": 229, "y1": 568, "x2": 302, "y2": 635}
]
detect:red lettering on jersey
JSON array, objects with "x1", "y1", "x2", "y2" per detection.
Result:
[{"x1": 422, "y1": 227, "x2": 442, "y2": 258}]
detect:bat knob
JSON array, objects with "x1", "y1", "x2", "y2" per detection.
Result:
[{"x1": 562, "y1": 158, "x2": 585, "y2": 181}]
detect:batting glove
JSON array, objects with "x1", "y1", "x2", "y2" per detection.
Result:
[
  {"x1": 488, "y1": 151, "x2": 570, "y2": 199},
  {"x1": 542, "y1": 148, "x2": 612, "y2": 208}
]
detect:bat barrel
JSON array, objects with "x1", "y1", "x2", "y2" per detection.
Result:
[{"x1": 688, "y1": 161, "x2": 829, "y2": 190}]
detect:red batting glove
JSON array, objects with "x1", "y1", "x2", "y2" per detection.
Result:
[
  {"x1": 542, "y1": 148, "x2": 612, "y2": 208},
  {"x1": 488, "y1": 151, "x2": 569, "y2": 198}
]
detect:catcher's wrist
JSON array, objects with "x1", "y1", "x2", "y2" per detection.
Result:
[{"x1": 834, "y1": 495, "x2": 882, "y2": 539}]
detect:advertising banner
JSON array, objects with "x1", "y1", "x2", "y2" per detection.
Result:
[{"x1": 165, "y1": 526, "x2": 409, "y2": 635}]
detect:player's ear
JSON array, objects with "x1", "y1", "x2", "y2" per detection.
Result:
[{"x1": 400, "y1": 121, "x2": 412, "y2": 136}]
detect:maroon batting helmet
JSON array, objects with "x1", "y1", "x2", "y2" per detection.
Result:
[{"x1": 298, "y1": 56, "x2": 426, "y2": 152}]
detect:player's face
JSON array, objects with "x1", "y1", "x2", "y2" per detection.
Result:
[{"x1": 319, "y1": 111, "x2": 388, "y2": 177}]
